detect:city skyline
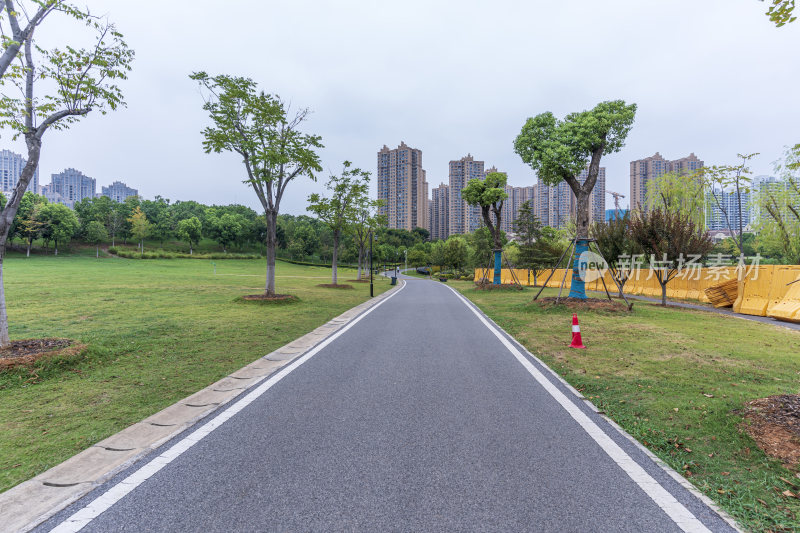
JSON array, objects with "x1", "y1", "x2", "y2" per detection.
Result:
[{"x1": 0, "y1": 1, "x2": 793, "y2": 217}]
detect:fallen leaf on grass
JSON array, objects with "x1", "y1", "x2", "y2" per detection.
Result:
[
  {"x1": 721, "y1": 472, "x2": 730, "y2": 476},
  {"x1": 780, "y1": 477, "x2": 799, "y2": 488},
  {"x1": 673, "y1": 408, "x2": 679, "y2": 412},
  {"x1": 703, "y1": 393, "x2": 714, "y2": 398},
  {"x1": 757, "y1": 498, "x2": 768, "y2": 507},
  {"x1": 782, "y1": 490, "x2": 797, "y2": 499}
]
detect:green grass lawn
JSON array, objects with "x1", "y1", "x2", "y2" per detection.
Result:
[
  {"x1": 0, "y1": 255, "x2": 390, "y2": 493},
  {"x1": 453, "y1": 281, "x2": 800, "y2": 532}
]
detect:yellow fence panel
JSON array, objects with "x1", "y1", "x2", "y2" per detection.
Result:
[
  {"x1": 768, "y1": 279, "x2": 800, "y2": 323},
  {"x1": 738, "y1": 265, "x2": 775, "y2": 316},
  {"x1": 767, "y1": 266, "x2": 800, "y2": 315}
]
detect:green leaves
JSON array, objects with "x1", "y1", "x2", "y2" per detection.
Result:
[
  {"x1": 190, "y1": 72, "x2": 323, "y2": 213},
  {"x1": 764, "y1": 0, "x2": 796, "y2": 26},
  {"x1": 307, "y1": 160, "x2": 371, "y2": 235},
  {"x1": 0, "y1": 15, "x2": 133, "y2": 139},
  {"x1": 514, "y1": 100, "x2": 637, "y2": 187}
]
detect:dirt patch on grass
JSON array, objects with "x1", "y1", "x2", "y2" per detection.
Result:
[
  {"x1": 535, "y1": 297, "x2": 631, "y2": 313},
  {"x1": 473, "y1": 281, "x2": 524, "y2": 291},
  {"x1": 346, "y1": 279, "x2": 371, "y2": 283},
  {"x1": 316, "y1": 284, "x2": 354, "y2": 289},
  {"x1": 0, "y1": 339, "x2": 86, "y2": 370},
  {"x1": 240, "y1": 294, "x2": 298, "y2": 303},
  {"x1": 742, "y1": 395, "x2": 800, "y2": 467}
]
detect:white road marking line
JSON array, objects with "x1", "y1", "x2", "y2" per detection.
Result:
[
  {"x1": 445, "y1": 285, "x2": 713, "y2": 533},
  {"x1": 49, "y1": 283, "x2": 406, "y2": 533}
]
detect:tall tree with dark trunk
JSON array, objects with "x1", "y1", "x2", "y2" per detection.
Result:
[
  {"x1": 514, "y1": 100, "x2": 637, "y2": 299},
  {"x1": 308, "y1": 161, "x2": 370, "y2": 285},
  {"x1": 0, "y1": 8, "x2": 132, "y2": 347},
  {"x1": 461, "y1": 171, "x2": 508, "y2": 284},
  {"x1": 191, "y1": 73, "x2": 322, "y2": 296}
]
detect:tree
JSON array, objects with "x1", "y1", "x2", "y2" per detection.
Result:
[
  {"x1": 39, "y1": 203, "x2": 78, "y2": 255},
  {"x1": 591, "y1": 212, "x2": 639, "y2": 297},
  {"x1": 644, "y1": 171, "x2": 706, "y2": 228},
  {"x1": 307, "y1": 161, "x2": 369, "y2": 285},
  {"x1": 514, "y1": 100, "x2": 636, "y2": 299},
  {"x1": 128, "y1": 206, "x2": 151, "y2": 254},
  {"x1": 469, "y1": 226, "x2": 507, "y2": 271},
  {"x1": 13, "y1": 192, "x2": 46, "y2": 256},
  {"x1": 762, "y1": 0, "x2": 796, "y2": 26},
  {"x1": 192, "y1": 72, "x2": 322, "y2": 296},
  {"x1": 177, "y1": 216, "x2": 202, "y2": 255},
  {"x1": 0, "y1": 4, "x2": 132, "y2": 346},
  {"x1": 351, "y1": 197, "x2": 386, "y2": 280},
  {"x1": 699, "y1": 153, "x2": 757, "y2": 259},
  {"x1": 444, "y1": 236, "x2": 470, "y2": 272},
  {"x1": 207, "y1": 212, "x2": 243, "y2": 253},
  {"x1": 85, "y1": 220, "x2": 107, "y2": 258},
  {"x1": 754, "y1": 145, "x2": 800, "y2": 263},
  {"x1": 107, "y1": 200, "x2": 129, "y2": 247},
  {"x1": 462, "y1": 171, "x2": 508, "y2": 284},
  {"x1": 430, "y1": 240, "x2": 447, "y2": 271},
  {"x1": 629, "y1": 208, "x2": 714, "y2": 305}
]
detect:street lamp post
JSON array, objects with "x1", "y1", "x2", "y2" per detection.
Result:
[{"x1": 404, "y1": 249, "x2": 407, "y2": 274}]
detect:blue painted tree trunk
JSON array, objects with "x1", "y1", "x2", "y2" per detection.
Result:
[
  {"x1": 568, "y1": 239, "x2": 589, "y2": 299},
  {"x1": 493, "y1": 249, "x2": 502, "y2": 285}
]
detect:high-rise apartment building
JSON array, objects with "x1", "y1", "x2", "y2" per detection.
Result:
[
  {"x1": 0, "y1": 149, "x2": 38, "y2": 196},
  {"x1": 377, "y1": 142, "x2": 429, "y2": 231},
  {"x1": 706, "y1": 188, "x2": 751, "y2": 231},
  {"x1": 501, "y1": 184, "x2": 536, "y2": 234},
  {"x1": 49, "y1": 168, "x2": 96, "y2": 208},
  {"x1": 751, "y1": 175, "x2": 800, "y2": 225},
  {"x1": 429, "y1": 183, "x2": 449, "y2": 240},
  {"x1": 533, "y1": 167, "x2": 606, "y2": 229},
  {"x1": 447, "y1": 154, "x2": 485, "y2": 236},
  {"x1": 630, "y1": 153, "x2": 704, "y2": 211},
  {"x1": 101, "y1": 180, "x2": 138, "y2": 203}
]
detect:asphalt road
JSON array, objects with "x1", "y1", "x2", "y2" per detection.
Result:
[{"x1": 40, "y1": 275, "x2": 737, "y2": 532}]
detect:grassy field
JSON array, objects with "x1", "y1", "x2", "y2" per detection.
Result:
[
  {"x1": 0, "y1": 255, "x2": 390, "y2": 493},
  {"x1": 452, "y1": 281, "x2": 800, "y2": 532}
]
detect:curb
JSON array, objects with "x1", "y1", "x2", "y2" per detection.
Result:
[
  {"x1": 0, "y1": 280, "x2": 405, "y2": 533},
  {"x1": 448, "y1": 284, "x2": 744, "y2": 533}
]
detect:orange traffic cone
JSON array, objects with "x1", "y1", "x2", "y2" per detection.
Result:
[{"x1": 570, "y1": 313, "x2": 586, "y2": 349}]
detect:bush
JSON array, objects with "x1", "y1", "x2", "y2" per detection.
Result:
[
  {"x1": 107, "y1": 246, "x2": 119, "y2": 255},
  {"x1": 114, "y1": 249, "x2": 261, "y2": 260}
]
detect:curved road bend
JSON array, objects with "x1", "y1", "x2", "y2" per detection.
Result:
[{"x1": 39, "y1": 274, "x2": 736, "y2": 532}]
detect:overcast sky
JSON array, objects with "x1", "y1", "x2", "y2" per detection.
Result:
[{"x1": 3, "y1": 0, "x2": 799, "y2": 213}]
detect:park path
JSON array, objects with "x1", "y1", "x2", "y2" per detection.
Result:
[{"x1": 38, "y1": 275, "x2": 737, "y2": 532}]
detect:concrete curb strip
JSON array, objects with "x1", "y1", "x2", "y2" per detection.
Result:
[{"x1": 0, "y1": 281, "x2": 404, "y2": 533}]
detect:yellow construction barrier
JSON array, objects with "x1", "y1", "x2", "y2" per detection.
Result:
[
  {"x1": 738, "y1": 265, "x2": 775, "y2": 317},
  {"x1": 768, "y1": 278, "x2": 800, "y2": 323},
  {"x1": 470, "y1": 264, "x2": 800, "y2": 323},
  {"x1": 766, "y1": 266, "x2": 800, "y2": 315}
]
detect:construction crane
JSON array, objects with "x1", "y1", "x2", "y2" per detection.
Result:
[{"x1": 606, "y1": 190, "x2": 625, "y2": 212}]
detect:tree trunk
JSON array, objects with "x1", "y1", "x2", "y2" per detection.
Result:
[
  {"x1": 96, "y1": 245, "x2": 99, "y2": 258},
  {"x1": 0, "y1": 250, "x2": 8, "y2": 348},
  {"x1": 190, "y1": 244, "x2": 193, "y2": 255},
  {"x1": 661, "y1": 281, "x2": 667, "y2": 306},
  {"x1": 331, "y1": 229, "x2": 339, "y2": 285},
  {"x1": 54, "y1": 239, "x2": 58, "y2": 256},
  {"x1": 112, "y1": 235, "x2": 115, "y2": 247},
  {"x1": 357, "y1": 245, "x2": 364, "y2": 280},
  {"x1": 265, "y1": 211, "x2": 277, "y2": 295},
  {"x1": 26, "y1": 239, "x2": 31, "y2": 257}
]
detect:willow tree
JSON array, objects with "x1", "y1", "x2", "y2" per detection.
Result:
[
  {"x1": 0, "y1": 7, "x2": 132, "y2": 347},
  {"x1": 514, "y1": 100, "x2": 637, "y2": 299},
  {"x1": 191, "y1": 73, "x2": 322, "y2": 296},
  {"x1": 462, "y1": 171, "x2": 508, "y2": 284}
]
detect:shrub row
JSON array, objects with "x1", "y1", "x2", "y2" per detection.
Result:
[{"x1": 112, "y1": 249, "x2": 261, "y2": 260}]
